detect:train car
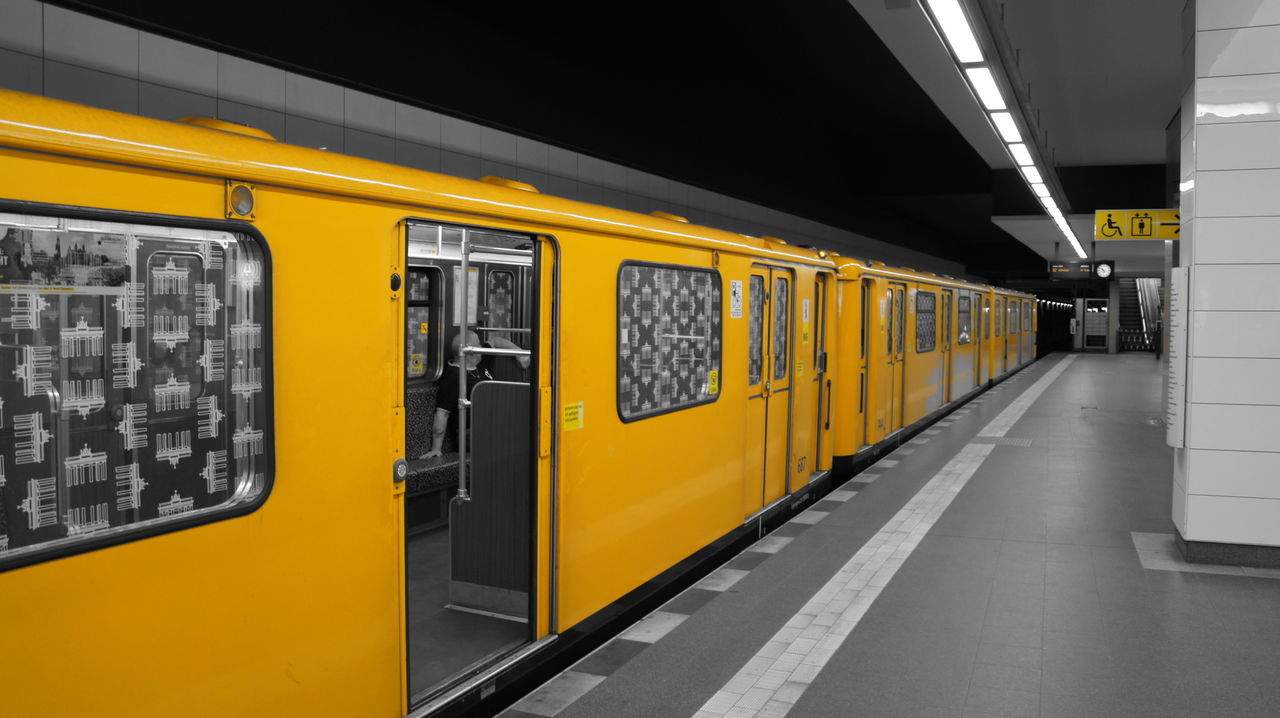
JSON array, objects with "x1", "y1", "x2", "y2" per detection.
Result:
[
  {"x1": 0, "y1": 89, "x2": 1035, "y2": 717},
  {"x1": 0, "y1": 89, "x2": 846, "y2": 717},
  {"x1": 829, "y1": 257, "x2": 1036, "y2": 462}
]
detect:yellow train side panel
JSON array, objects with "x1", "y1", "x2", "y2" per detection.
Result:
[{"x1": 0, "y1": 151, "x2": 405, "y2": 716}]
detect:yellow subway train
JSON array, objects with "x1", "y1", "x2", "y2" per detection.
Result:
[{"x1": 0, "y1": 89, "x2": 1036, "y2": 717}]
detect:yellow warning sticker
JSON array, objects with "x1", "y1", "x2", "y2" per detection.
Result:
[
  {"x1": 708, "y1": 370, "x2": 719, "y2": 395},
  {"x1": 562, "y1": 401, "x2": 585, "y2": 432},
  {"x1": 796, "y1": 359, "x2": 804, "y2": 377},
  {"x1": 419, "y1": 322, "x2": 430, "y2": 334},
  {"x1": 409, "y1": 354, "x2": 424, "y2": 374}
]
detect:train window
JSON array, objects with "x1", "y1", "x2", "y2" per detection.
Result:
[
  {"x1": 487, "y1": 269, "x2": 515, "y2": 344},
  {"x1": 0, "y1": 212, "x2": 271, "y2": 568},
  {"x1": 773, "y1": 276, "x2": 789, "y2": 382},
  {"x1": 748, "y1": 276, "x2": 764, "y2": 386},
  {"x1": 1023, "y1": 300, "x2": 1032, "y2": 330},
  {"x1": 957, "y1": 296, "x2": 972, "y2": 345},
  {"x1": 885, "y1": 289, "x2": 893, "y2": 355},
  {"x1": 983, "y1": 298, "x2": 990, "y2": 339},
  {"x1": 894, "y1": 288, "x2": 905, "y2": 355},
  {"x1": 406, "y1": 267, "x2": 443, "y2": 381},
  {"x1": 994, "y1": 298, "x2": 1002, "y2": 337},
  {"x1": 1009, "y1": 301, "x2": 1019, "y2": 334},
  {"x1": 915, "y1": 291, "x2": 936, "y2": 353},
  {"x1": 617, "y1": 262, "x2": 722, "y2": 421}
]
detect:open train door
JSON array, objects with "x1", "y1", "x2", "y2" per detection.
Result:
[
  {"x1": 398, "y1": 221, "x2": 553, "y2": 713},
  {"x1": 743, "y1": 265, "x2": 795, "y2": 519}
]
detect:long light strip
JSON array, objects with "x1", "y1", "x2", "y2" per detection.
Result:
[{"x1": 920, "y1": 0, "x2": 1087, "y2": 259}]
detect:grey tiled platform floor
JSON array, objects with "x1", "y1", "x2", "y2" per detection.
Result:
[{"x1": 510, "y1": 354, "x2": 1280, "y2": 718}]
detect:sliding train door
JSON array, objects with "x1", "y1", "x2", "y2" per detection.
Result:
[
  {"x1": 744, "y1": 266, "x2": 794, "y2": 518},
  {"x1": 940, "y1": 289, "x2": 954, "y2": 404},
  {"x1": 400, "y1": 221, "x2": 541, "y2": 708},
  {"x1": 887, "y1": 282, "x2": 907, "y2": 435}
]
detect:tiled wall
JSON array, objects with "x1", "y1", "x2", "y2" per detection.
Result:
[
  {"x1": 1176, "y1": 0, "x2": 1280, "y2": 546},
  {"x1": 0, "y1": 0, "x2": 963, "y2": 276}
]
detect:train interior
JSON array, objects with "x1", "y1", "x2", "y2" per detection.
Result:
[{"x1": 401, "y1": 221, "x2": 537, "y2": 700}]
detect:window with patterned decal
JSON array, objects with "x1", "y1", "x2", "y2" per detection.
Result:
[
  {"x1": 0, "y1": 212, "x2": 271, "y2": 567},
  {"x1": 772, "y1": 276, "x2": 789, "y2": 381},
  {"x1": 617, "y1": 262, "x2": 722, "y2": 421},
  {"x1": 1009, "y1": 300, "x2": 1019, "y2": 334},
  {"x1": 983, "y1": 297, "x2": 990, "y2": 339},
  {"x1": 405, "y1": 267, "x2": 442, "y2": 381},
  {"x1": 487, "y1": 269, "x2": 515, "y2": 345},
  {"x1": 1023, "y1": 300, "x2": 1032, "y2": 331},
  {"x1": 915, "y1": 291, "x2": 936, "y2": 353},
  {"x1": 957, "y1": 296, "x2": 973, "y2": 345},
  {"x1": 748, "y1": 275, "x2": 764, "y2": 386}
]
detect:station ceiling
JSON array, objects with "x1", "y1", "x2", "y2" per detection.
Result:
[{"x1": 54, "y1": 0, "x2": 1180, "y2": 281}]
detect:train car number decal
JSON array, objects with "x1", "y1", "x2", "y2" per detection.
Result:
[
  {"x1": 729, "y1": 280, "x2": 743, "y2": 319},
  {"x1": 563, "y1": 401, "x2": 585, "y2": 431}
]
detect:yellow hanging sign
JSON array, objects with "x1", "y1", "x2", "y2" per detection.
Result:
[{"x1": 1094, "y1": 209, "x2": 1180, "y2": 240}]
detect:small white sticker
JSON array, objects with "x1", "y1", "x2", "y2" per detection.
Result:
[
  {"x1": 802, "y1": 298, "x2": 810, "y2": 323},
  {"x1": 730, "y1": 280, "x2": 743, "y2": 319}
]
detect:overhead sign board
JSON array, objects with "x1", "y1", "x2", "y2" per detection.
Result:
[
  {"x1": 1094, "y1": 209, "x2": 1179, "y2": 240},
  {"x1": 1049, "y1": 260, "x2": 1113, "y2": 280}
]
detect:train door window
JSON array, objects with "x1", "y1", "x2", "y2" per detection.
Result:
[
  {"x1": 885, "y1": 289, "x2": 894, "y2": 354},
  {"x1": 748, "y1": 275, "x2": 765, "y2": 386},
  {"x1": 1023, "y1": 301, "x2": 1031, "y2": 331},
  {"x1": 894, "y1": 288, "x2": 905, "y2": 355},
  {"x1": 994, "y1": 298, "x2": 1002, "y2": 337},
  {"x1": 1009, "y1": 301, "x2": 1019, "y2": 334},
  {"x1": 772, "y1": 276, "x2": 789, "y2": 382},
  {"x1": 406, "y1": 268, "x2": 443, "y2": 381},
  {"x1": 983, "y1": 298, "x2": 991, "y2": 339},
  {"x1": 915, "y1": 290, "x2": 936, "y2": 353},
  {"x1": 618, "y1": 262, "x2": 722, "y2": 420},
  {"x1": 859, "y1": 281, "x2": 869, "y2": 360},
  {"x1": 0, "y1": 212, "x2": 272, "y2": 570},
  {"x1": 957, "y1": 296, "x2": 972, "y2": 345}
]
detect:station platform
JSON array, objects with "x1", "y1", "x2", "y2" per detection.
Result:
[{"x1": 503, "y1": 353, "x2": 1280, "y2": 718}]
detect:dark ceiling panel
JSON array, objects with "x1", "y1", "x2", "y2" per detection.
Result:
[{"x1": 54, "y1": 0, "x2": 1050, "y2": 275}]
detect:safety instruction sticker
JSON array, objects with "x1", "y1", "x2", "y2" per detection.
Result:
[
  {"x1": 796, "y1": 359, "x2": 804, "y2": 377},
  {"x1": 729, "y1": 280, "x2": 743, "y2": 319},
  {"x1": 409, "y1": 354, "x2": 424, "y2": 374},
  {"x1": 563, "y1": 401, "x2": 585, "y2": 431},
  {"x1": 419, "y1": 322, "x2": 430, "y2": 334},
  {"x1": 708, "y1": 370, "x2": 719, "y2": 395}
]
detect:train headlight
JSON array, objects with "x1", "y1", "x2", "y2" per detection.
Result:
[{"x1": 226, "y1": 182, "x2": 256, "y2": 219}]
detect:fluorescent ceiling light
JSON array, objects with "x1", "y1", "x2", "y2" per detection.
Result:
[
  {"x1": 1009, "y1": 143, "x2": 1033, "y2": 166},
  {"x1": 1031, "y1": 183, "x2": 1050, "y2": 198},
  {"x1": 1021, "y1": 166, "x2": 1043, "y2": 184},
  {"x1": 925, "y1": 0, "x2": 984, "y2": 64},
  {"x1": 966, "y1": 67, "x2": 1006, "y2": 110},
  {"x1": 991, "y1": 112, "x2": 1021, "y2": 142}
]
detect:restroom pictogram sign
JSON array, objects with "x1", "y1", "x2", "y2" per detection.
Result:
[{"x1": 1094, "y1": 209, "x2": 1179, "y2": 240}]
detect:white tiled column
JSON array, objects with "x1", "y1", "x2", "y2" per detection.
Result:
[{"x1": 1176, "y1": 0, "x2": 1280, "y2": 548}]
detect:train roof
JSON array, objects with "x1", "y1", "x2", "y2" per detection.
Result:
[
  {"x1": 831, "y1": 255, "x2": 1037, "y2": 299},
  {"x1": 0, "y1": 90, "x2": 830, "y2": 267}
]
